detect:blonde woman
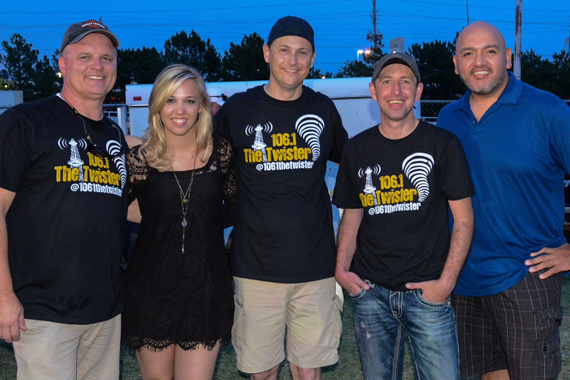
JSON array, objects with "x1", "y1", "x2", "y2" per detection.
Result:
[{"x1": 122, "y1": 64, "x2": 235, "y2": 379}]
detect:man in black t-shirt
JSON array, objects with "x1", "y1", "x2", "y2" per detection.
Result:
[
  {"x1": 0, "y1": 20, "x2": 126, "y2": 379},
  {"x1": 215, "y1": 16, "x2": 348, "y2": 380},
  {"x1": 333, "y1": 53, "x2": 474, "y2": 380}
]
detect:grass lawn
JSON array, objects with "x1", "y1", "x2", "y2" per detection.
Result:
[{"x1": 2, "y1": 277, "x2": 570, "y2": 380}]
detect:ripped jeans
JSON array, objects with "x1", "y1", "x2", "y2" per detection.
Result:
[{"x1": 351, "y1": 280, "x2": 459, "y2": 380}]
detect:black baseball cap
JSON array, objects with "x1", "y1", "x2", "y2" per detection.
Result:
[
  {"x1": 267, "y1": 16, "x2": 315, "y2": 50},
  {"x1": 371, "y1": 52, "x2": 421, "y2": 84},
  {"x1": 60, "y1": 20, "x2": 120, "y2": 53}
]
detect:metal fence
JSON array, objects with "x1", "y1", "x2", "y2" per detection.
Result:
[
  {"x1": 419, "y1": 100, "x2": 454, "y2": 124},
  {"x1": 103, "y1": 104, "x2": 128, "y2": 133}
]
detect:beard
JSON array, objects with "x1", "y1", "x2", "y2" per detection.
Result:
[{"x1": 460, "y1": 66, "x2": 507, "y2": 96}]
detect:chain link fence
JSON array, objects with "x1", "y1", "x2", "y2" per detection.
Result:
[
  {"x1": 420, "y1": 99, "x2": 570, "y2": 124},
  {"x1": 419, "y1": 100, "x2": 454, "y2": 124}
]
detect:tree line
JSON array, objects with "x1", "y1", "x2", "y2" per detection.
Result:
[{"x1": 1, "y1": 30, "x2": 569, "y2": 102}]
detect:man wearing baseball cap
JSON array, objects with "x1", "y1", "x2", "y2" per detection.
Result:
[
  {"x1": 0, "y1": 20, "x2": 126, "y2": 379},
  {"x1": 333, "y1": 53, "x2": 474, "y2": 379},
  {"x1": 215, "y1": 16, "x2": 348, "y2": 380}
]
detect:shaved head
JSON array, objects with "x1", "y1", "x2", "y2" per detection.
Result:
[
  {"x1": 453, "y1": 21, "x2": 512, "y2": 97},
  {"x1": 456, "y1": 21, "x2": 507, "y2": 55}
]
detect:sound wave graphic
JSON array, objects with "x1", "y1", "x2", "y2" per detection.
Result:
[
  {"x1": 402, "y1": 153, "x2": 434, "y2": 202},
  {"x1": 295, "y1": 115, "x2": 324, "y2": 161},
  {"x1": 358, "y1": 164, "x2": 381, "y2": 178},
  {"x1": 107, "y1": 140, "x2": 127, "y2": 189},
  {"x1": 58, "y1": 138, "x2": 87, "y2": 150},
  {"x1": 245, "y1": 122, "x2": 273, "y2": 136}
]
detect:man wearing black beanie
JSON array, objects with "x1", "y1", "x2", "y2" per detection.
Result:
[{"x1": 216, "y1": 15, "x2": 348, "y2": 380}]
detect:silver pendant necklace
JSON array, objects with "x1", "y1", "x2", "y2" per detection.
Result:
[{"x1": 171, "y1": 153, "x2": 197, "y2": 254}]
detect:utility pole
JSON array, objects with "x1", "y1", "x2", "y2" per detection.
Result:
[
  {"x1": 367, "y1": 0, "x2": 383, "y2": 50},
  {"x1": 514, "y1": 0, "x2": 522, "y2": 79},
  {"x1": 564, "y1": 19, "x2": 570, "y2": 61}
]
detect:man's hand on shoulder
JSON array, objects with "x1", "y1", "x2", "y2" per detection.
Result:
[
  {"x1": 335, "y1": 269, "x2": 369, "y2": 296},
  {"x1": 0, "y1": 291, "x2": 26, "y2": 343},
  {"x1": 526, "y1": 243, "x2": 570, "y2": 279}
]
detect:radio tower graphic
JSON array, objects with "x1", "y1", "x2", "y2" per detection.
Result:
[
  {"x1": 252, "y1": 125, "x2": 268, "y2": 162},
  {"x1": 246, "y1": 123, "x2": 273, "y2": 163},
  {"x1": 67, "y1": 138, "x2": 84, "y2": 181},
  {"x1": 359, "y1": 165, "x2": 381, "y2": 205}
]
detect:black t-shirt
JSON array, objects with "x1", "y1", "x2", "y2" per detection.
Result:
[
  {"x1": 333, "y1": 121, "x2": 473, "y2": 290},
  {"x1": 0, "y1": 95, "x2": 127, "y2": 324},
  {"x1": 215, "y1": 85, "x2": 348, "y2": 283}
]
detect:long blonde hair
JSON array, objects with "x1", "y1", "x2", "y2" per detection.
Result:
[{"x1": 139, "y1": 64, "x2": 213, "y2": 171}]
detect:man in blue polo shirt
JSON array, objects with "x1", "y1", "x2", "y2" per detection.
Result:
[{"x1": 438, "y1": 21, "x2": 570, "y2": 380}]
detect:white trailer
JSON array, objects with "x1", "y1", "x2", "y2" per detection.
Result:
[
  {"x1": 125, "y1": 77, "x2": 421, "y2": 138},
  {"x1": 0, "y1": 91, "x2": 23, "y2": 115}
]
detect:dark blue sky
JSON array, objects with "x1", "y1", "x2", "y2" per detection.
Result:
[{"x1": 1, "y1": 0, "x2": 569, "y2": 76}]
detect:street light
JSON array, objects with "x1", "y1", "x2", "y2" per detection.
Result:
[{"x1": 357, "y1": 49, "x2": 372, "y2": 61}]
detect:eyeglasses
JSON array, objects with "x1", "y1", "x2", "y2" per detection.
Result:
[{"x1": 72, "y1": 108, "x2": 124, "y2": 158}]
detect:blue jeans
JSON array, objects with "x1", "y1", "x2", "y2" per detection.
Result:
[{"x1": 351, "y1": 280, "x2": 460, "y2": 380}]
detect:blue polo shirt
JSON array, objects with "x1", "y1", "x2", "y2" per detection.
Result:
[{"x1": 438, "y1": 72, "x2": 570, "y2": 296}]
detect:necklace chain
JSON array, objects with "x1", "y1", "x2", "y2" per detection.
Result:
[{"x1": 171, "y1": 154, "x2": 198, "y2": 254}]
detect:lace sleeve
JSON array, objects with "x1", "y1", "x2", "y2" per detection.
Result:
[
  {"x1": 218, "y1": 138, "x2": 236, "y2": 227},
  {"x1": 126, "y1": 145, "x2": 149, "y2": 204}
]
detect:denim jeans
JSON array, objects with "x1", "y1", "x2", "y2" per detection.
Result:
[{"x1": 351, "y1": 280, "x2": 460, "y2": 380}]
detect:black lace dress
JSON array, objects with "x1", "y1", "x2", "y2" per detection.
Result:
[{"x1": 122, "y1": 136, "x2": 236, "y2": 351}]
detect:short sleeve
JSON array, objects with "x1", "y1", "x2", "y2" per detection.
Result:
[
  {"x1": 332, "y1": 141, "x2": 364, "y2": 209},
  {"x1": 328, "y1": 104, "x2": 348, "y2": 164},
  {"x1": 437, "y1": 135, "x2": 474, "y2": 201},
  {"x1": 547, "y1": 100, "x2": 570, "y2": 173},
  {"x1": 213, "y1": 104, "x2": 232, "y2": 143},
  {"x1": 0, "y1": 107, "x2": 32, "y2": 192}
]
